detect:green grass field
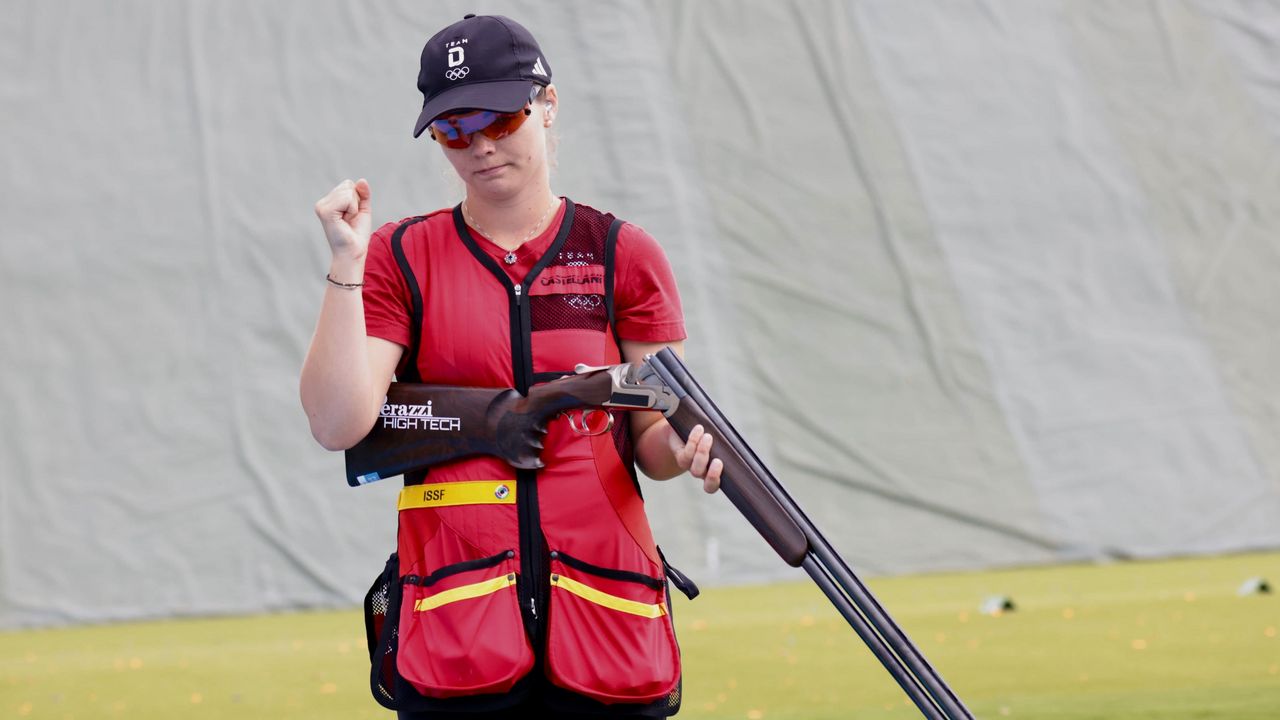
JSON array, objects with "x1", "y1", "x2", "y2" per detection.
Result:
[{"x1": 4, "y1": 551, "x2": 1278, "y2": 719}]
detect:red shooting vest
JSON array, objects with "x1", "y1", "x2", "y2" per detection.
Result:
[{"x1": 385, "y1": 200, "x2": 684, "y2": 715}]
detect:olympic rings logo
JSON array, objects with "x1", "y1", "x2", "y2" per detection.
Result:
[
  {"x1": 567, "y1": 295, "x2": 602, "y2": 310},
  {"x1": 444, "y1": 67, "x2": 470, "y2": 81}
]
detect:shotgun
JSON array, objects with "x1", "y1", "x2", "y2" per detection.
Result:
[
  {"x1": 343, "y1": 361, "x2": 673, "y2": 483},
  {"x1": 344, "y1": 349, "x2": 974, "y2": 719}
]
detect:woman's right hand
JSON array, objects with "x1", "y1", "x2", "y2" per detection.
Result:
[{"x1": 314, "y1": 178, "x2": 372, "y2": 260}]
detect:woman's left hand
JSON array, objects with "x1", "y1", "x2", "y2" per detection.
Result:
[{"x1": 670, "y1": 424, "x2": 724, "y2": 494}]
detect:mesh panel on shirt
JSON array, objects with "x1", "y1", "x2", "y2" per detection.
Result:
[
  {"x1": 530, "y1": 294, "x2": 607, "y2": 330},
  {"x1": 559, "y1": 204, "x2": 613, "y2": 261},
  {"x1": 531, "y1": 206, "x2": 613, "y2": 333}
]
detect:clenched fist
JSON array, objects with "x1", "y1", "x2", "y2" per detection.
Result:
[{"x1": 314, "y1": 178, "x2": 372, "y2": 259}]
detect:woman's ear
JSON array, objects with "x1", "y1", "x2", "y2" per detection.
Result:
[{"x1": 543, "y1": 84, "x2": 558, "y2": 126}]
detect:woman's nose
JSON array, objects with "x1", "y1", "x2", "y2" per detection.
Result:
[{"x1": 469, "y1": 132, "x2": 497, "y2": 155}]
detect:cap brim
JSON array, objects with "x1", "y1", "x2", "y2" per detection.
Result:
[{"x1": 413, "y1": 80, "x2": 535, "y2": 138}]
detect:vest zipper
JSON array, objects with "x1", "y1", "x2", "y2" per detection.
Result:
[
  {"x1": 514, "y1": 280, "x2": 543, "y2": 635},
  {"x1": 512, "y1": 283, "x2": 530, "y2": 392},
  {"x1": 517, "y1": 467, "x2": 543, "y2": 631}
]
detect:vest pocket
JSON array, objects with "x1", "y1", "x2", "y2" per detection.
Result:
[
  {"x1": 544, "y1": 551, "x2": 680, "y2": 704},
  {"x1": 396, "y1": 551, "x2": 535, "y2": 699}
]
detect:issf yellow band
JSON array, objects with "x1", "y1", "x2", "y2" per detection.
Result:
[{"x1": 398, "y1": 480, "x2": 517, "y2": 511}]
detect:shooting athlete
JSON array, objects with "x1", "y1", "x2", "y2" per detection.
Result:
[{"x1": 300, "y1": 13, "x2": 722, "y2": 719}]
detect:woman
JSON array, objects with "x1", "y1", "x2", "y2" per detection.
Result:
[{"x1": 300, "y1": 13, "x2": 722, "y2": 720}]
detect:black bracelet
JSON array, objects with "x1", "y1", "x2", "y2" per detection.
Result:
[{"x1": 326, "y1": 273, "x2": 364, "y2": 289}]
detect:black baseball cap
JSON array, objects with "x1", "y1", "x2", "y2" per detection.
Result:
[{"x1": 413, "y1": 14, "x2": 553, "y2": 138}]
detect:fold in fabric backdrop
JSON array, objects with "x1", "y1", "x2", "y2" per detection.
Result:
[{"x1": 3, "y1": 0, "x2": 1279, "y2": 627}]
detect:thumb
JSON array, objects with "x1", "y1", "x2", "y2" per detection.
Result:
[
  {"x1": 355, "y1": 178, "x2": 371, "y2": 213},
  {"x1": 353, "y1": 178, "x2": 373, "y2": 236}
]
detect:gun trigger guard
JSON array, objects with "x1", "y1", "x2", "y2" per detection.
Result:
[
  {"x1": 573, "y1": 362, "x2": 613, "y2": 375},
  {"x1": 564, "y1": 409, "x2": 614, "y2": 437}
]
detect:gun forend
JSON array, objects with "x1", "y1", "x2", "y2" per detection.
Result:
[{"x1": 644, "y1": 349, "x2": 811, "y2": 567}]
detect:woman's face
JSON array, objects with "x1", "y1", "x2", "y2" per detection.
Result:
[{"x1": 440, "y1": 85, "x2": 557, "y2": 202}]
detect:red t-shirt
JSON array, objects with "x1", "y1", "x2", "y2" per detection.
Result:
[{"x1": 362, "y1": 200, "x2": 686, "y2": 352}]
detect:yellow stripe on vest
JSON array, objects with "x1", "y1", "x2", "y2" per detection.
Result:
[
  {"x1": 413, "y1": 573, "x2": 517, "y2": 612},
  {"x1": 551, "y1": 574, "x2": 667, "y2": 619},
  {"x1": 398, "y1": 481, "x2": 516, "y2": 511}
]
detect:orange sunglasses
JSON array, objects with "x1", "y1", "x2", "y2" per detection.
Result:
[{"x1": 427, "y1": 87, "x2": 541, "y2": 149}]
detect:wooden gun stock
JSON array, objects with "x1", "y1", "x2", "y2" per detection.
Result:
[{"x1": 344, "y1": 368, "x2": 618, "y2": 486}]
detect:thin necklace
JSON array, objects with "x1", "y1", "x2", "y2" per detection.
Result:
[{"x1": 463, "y1": 197, "x2": 560, "y2": 265}]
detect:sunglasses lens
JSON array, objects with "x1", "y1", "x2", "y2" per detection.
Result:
[
  {"x1": 429, "y1": 107, "x2": 532, "y2": 148},
  {"x1": 479, "y1": 108, "x2": 530, "y2": 141},
  {"x1": 430, "y1": 110, "x2": 492, "y2": 148}
]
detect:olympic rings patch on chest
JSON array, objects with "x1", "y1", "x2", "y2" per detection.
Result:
[{"x1": 566, "y1": 294, "x2": 603, "y2": 310}]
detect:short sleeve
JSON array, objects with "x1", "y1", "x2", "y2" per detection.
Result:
[
  {"x1": 613, "y1": 222, "x2": 687, "y2": 342},
  {"x1": 362, "y1": 220, "x2": 413, "y2": 349}
]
